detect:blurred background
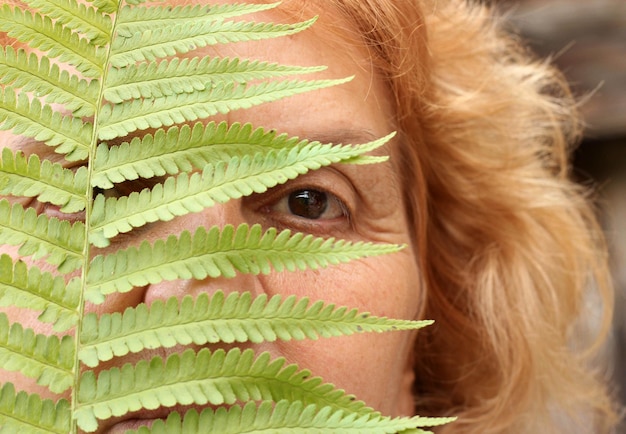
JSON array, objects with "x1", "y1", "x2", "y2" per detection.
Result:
[{"x1": 497, "y1": 0, "x2": 626, "y2": 427}]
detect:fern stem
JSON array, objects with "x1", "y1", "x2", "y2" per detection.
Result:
[{"x1": 69, "y1": 2, "x2": 121, "y2": 433}]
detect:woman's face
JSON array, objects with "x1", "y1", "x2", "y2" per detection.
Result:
[{"x1": 0, "y1": 1, "x2": 423, "y2": 431}]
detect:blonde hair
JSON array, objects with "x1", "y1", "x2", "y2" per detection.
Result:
[
  {"x1": 330, "y1": 0, "x2": 619, "y2": 432},
  {"x1": 1, "y1": 0, "x2": 618, "y2": 431}
]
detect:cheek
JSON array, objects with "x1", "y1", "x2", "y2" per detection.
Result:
[
  {"x1": 258, "y1": 251, "x2": 422, "y2": 319},
  {"x1": 274, "y1": 327, "x2": 417, "y2": 415},
  {"x1": 257, "y1": 251, "x2": 422, "y2": 414}
]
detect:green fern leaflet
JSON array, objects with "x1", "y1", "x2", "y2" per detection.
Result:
[{"x1": 0, "y1": 1, "x2": 453, "y2": 433}]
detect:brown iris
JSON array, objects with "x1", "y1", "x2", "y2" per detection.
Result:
[{"x1": 287, "y1": 189, "x2": 329, "y2": 219}]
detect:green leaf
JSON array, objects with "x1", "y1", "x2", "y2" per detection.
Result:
[
  {"x1": 0, "y1": 87, "x2": 92, "y2": 161},
  {"x1": 126, "y1": 401, "x2": 455, "y2": 434},
  {"x1": 0, "y1": 5, "x2": 105, "y2": 77},
  {"x1": 0, "y1": 148, "x2": 88, "y2": 213},
  {"x1": 85, "y1": 224, "x2": 404, "y2": 303},
  {"x1": 0, "y1": 200, "x2": 85, "y2": 273},
  {"x1": 104, "y1": 56, "x2": 326, "y2": 104},
  {"x1": 0, "y1": 2, "x2": 452, "y2": 433},
  {"x1": 74, "y1": 348, "x2": 371, "y2": 433},
  {"x1": 115, "y1": 2, "x2": 282, "y2": 33},
  {"x1": 0, "y1": 314, "x2": 75, "y2": 394},
  {"x1": 78, "y1": 291, "x2": 432, "y2": 367},
  {"x1": 0, "y1": 47, "x2": 98, "y2": 117},
  {"x1": 20, "y1": 0, "x2": 113, "y2": 44},
  {"x1": 92, "y1": 121, "x2": 386, "y2": 191},
  {"x1": 0, "y1": 254, "x2": 79, "y2": 332},
  {"x1": 92, "y1": 122, "x2": 304, "y2": 189},
  {"x1": 90, "y1": 0, "x2": 118, "y2": 15},
  {"x1": 96, "y1": 77, "x2": 351, "y2": 141},
  {"x1": 0, "y1": 383, "x2": 71, "y2": 434},
  {"x1": 88, "y1": 133, "x2": 390, "y2": 246},
  {"x1": 109, "y1": 15, "x2": 317, "y2": 67}
]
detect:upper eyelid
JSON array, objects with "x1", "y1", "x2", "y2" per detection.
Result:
[
  {"x1": 258, "y1": 169, "x2": 354, "y2": 206},
  {"x1": 272, "y1": 186, "x2": 349, "y2": 214}
]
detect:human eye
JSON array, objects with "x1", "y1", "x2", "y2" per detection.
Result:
[
  {"x1": 247, "y1": 172, "x2": 353, "y2": 236},
  {"x1": 271, "y1": 187, "x2": 347, "y2": 221}
]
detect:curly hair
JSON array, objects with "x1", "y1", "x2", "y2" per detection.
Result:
[
  {"x1": 1, "y1": 0, "x2": 618, "y2": 431},
  {"x1": 329, "y1": 0, "x2": 619, "y2": 432}
]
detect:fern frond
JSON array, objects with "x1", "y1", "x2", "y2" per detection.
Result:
[
  {"x1": 97, "y1": 78, "x2": 351, "y2": 141},
  {"x1": 0, "y1": 383, "x2": 71, "y2": 434},
  {"x1": 0, "y1": 148, "x2": 88, "y2": 213},
  {"x1": 126, "y1": 401, "x2": 455, "y2": 434},
  {"x1": 21, "y1": 0, "x2": 112, "y2": 44},
  {"x1": 0, "y1": 48, "x2": 98, "y2": 117},
  {"x1": 78, "y1": 291, "x2": 432, "y2": 367},
  {"x1": 89, "y1": 135, "x2": 389, "y2": 246},
  {"x1": 104, "y1": 57, "x2": 326, "y2": 104},
  {"x1": 0, "y1": 88, "x2": 92, "y2": 161},
  {"x1": 92, "y1": 122, "x2": 303, "y2": 189},
  {"x1": 0, "y1": 6, "x2": 104, "y2": 77},
  {"x1": 90, "y1": 0, "x2": 118, "y2": 15},
  {"x1": 0, "y1": 200, "x2": 84, "y2": 273},
  {"x1": 74, "y1": 348, "x2": 370, "y2": 433},
  {"x1": 0, "y1": 254, "x2": 79, "y2": 332},
  {"x1": 92, "y1": 123, "x2": 388, "y2": 190},
  {"x1": 115, "y1": 2, "x2": 281, "y2": 33},
  {"x1": 0, "y1": 314, "x2": 74, "y2": 394},
  {"x1": 109, "y1": 16, "x2": 316, "y2": 67},
  {"x1": 85, "y1": 224, "x2": 403, "y2": 303},
  {"x1": 0, "y1": 2, "x2": 451, "y2": 432}
]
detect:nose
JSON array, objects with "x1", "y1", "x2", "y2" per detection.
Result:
[{"x1": 86, "y1": 202, "x2": 263, "y2": 315}]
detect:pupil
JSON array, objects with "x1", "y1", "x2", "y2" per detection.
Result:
[{"x1": 288, "y1": 189, "x2": 328, "y2": 219}]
